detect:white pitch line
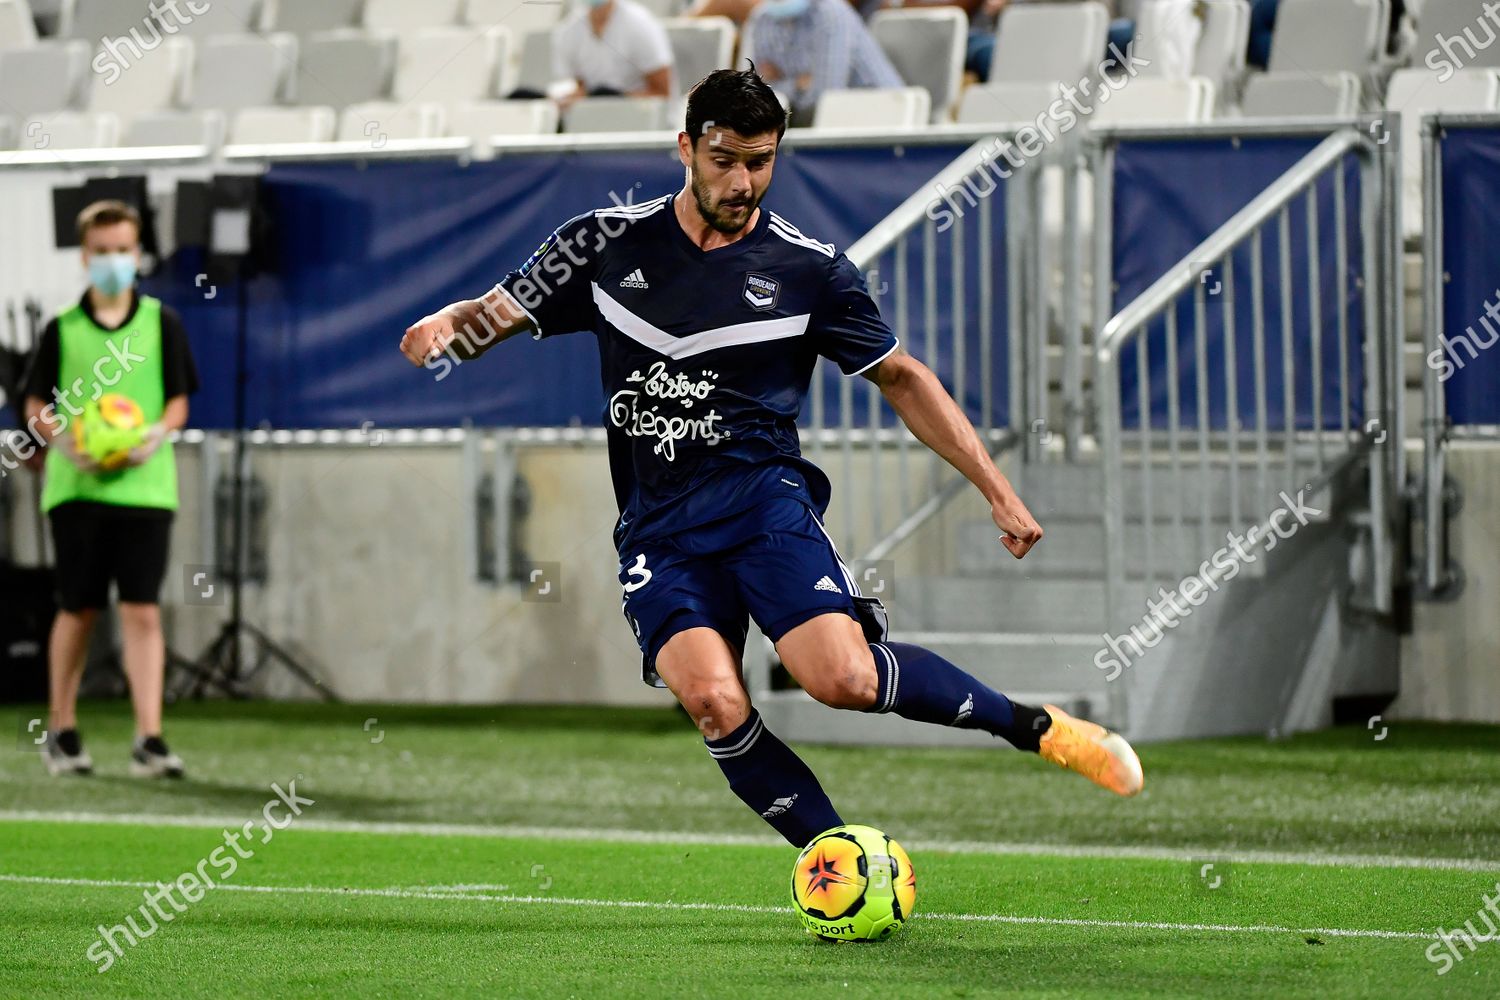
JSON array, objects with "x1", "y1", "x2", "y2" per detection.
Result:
[
  {"x1": 0, "y1": 874, "x2": 1439, "y2": 941},
  {"x1": 3, "y1": 809, "x2": 1499, "y2": 873}
]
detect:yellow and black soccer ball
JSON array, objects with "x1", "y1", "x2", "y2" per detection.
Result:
[
  {"x1": 790, "y1": 824, "x2": 916, "y2": 942},
  {"x1": 73, "y1": 393, "x2": 146, "y2": 471}
]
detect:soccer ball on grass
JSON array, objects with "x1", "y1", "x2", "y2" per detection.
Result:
[{"x1": 790, "y1": 824, "x2": 916, "y2": 942}]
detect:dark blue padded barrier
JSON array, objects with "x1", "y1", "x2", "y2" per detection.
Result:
[
  {"x1": 1438, "y1": 125, "x2": 1500, "y2": 426},
  {"x1": 135, "y1": 141, "x2": 987, "y2": 431},
  {"x1": 1112, "y1": 136, "x2": 1367, "y2": 431}
]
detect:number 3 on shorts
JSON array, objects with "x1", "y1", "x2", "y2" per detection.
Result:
[{"x1": 622, "y1": 553, "x2": 652, "y2": 593}]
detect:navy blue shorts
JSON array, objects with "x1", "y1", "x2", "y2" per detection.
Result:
[{"x1": 618, "y1": 496, "x2": 887, "y2": 687}]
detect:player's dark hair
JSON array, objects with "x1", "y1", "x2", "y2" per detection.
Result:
[{"x1": 684, "y1": 64, "x2": 787, "y2": 146}]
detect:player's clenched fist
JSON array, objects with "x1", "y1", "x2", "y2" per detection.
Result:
[
  {"x1": 400, "y1": 312, "x2": 456, "y2": 367},
  {"x1": 993, "y1": 496, "x2": 1043, "y2": 559}
]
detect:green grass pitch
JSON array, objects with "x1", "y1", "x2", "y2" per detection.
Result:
[{"x1": 2, "y1": 702, "x2": 1498, "y2": 998}]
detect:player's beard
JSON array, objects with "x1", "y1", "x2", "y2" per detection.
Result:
[{"x1": 688, "y1": 165, "x2": 762, "y2": 235}]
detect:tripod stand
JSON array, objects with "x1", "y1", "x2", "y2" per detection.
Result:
[{"x1": 168, "y1": 243, "x2": 336, "y2": 703}]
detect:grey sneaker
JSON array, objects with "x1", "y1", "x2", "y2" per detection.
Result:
[
  {"x1": 43, "y1": 729, "x2": 93, "y2": 776},
  {"x1": 130, "y1": 735, "x2": 185, "y2": 779}
]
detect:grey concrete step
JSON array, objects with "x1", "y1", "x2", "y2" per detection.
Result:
[
  {"x1": 1008, "y1": 462, "x2": 1315, "y2": 523},
  {"x1": 888, "y1": 631, "x2": 1116, "y2": 693},
  {"x1": 891, "y1": 575, "x2": 1146, "y2": 633},
  {"x1": 955, "y1": 518, "x2": 1269, "y2": 579}
]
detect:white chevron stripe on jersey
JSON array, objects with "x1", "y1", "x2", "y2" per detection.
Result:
[
  {"x1": 595, "y1": 194, "x2": 672, "y2": 220},
  {"x1": 767, "y1": 212, "x2": 836, "y2": 257},
  {"x1": 591, "y1": 283, "x2": 809, "y2": 360}
]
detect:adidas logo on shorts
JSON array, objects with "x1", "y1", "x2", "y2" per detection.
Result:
[
  {"x1": 814, "y1": 576, "x2": 842, "y2": 594},
  {"x1": 619, "y1": 268, "x2": 649, "y2": 289}
]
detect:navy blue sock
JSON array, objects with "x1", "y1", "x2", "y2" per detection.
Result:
[
  {"x1": 867, "y1": 641, "x2": 1051, "y2": 751},
  {"x1": 706, "y1": 710, "x2": 843, "y2": 847}
]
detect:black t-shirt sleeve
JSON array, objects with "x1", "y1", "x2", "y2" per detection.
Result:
[
  {"x1": 811, "y1": 253, "x2": 900, "y2": 376},
  {"x1": 495, "y1": 211, "x2": 601, "y2": 340},
  {"x1": 159, "y1": 305, "x2": 200, "y2": 399},
  {"x1": 21, "y1": 319, "x2": 61, "y2": 403}
]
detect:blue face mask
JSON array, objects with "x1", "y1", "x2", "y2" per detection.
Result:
[
  {"x1": 88, "y1": 253, "x2": 137, "y2": 296},
  {"x1": 760, "y1": 0, "x2": 810, "y2": 18}
]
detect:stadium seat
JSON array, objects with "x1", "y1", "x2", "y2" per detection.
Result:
[
  {"x1": 337, "y1": 101, "x2": 446, "y2": 142},
  {"x1": 1089, "y1": 76, "x2": 1216, "y2": 125},
  {"x1": 513, "y1": 27, "x2": 557, "y2": 95},
  {"x1": 87, "y1": 36, "x2": 191, "y2": 121},
  {"x1": 0, "y1": 41, "x2": 90, "y2": 117},
  {"x1": 464, "y1": 0, "x2": 561, "y2": 37},
  {"x1": 563, "y1": 95, "x2": 667, "y2": 133},
  {"x1": 955, "y1": 81, "x2": 1065, "y2": 125},
  {"x1": 187, "y1": 34, "x2": 297, "y2": 112},
  {"x1": 1267, "y1": 0, "x2": 1389, "y2": 74},
  {"x1": 261, "y1": 0, "x2": 363, "y2": 35},
  {"x1": 292, "y1": 30, "x2": 397, "y2": 111},
  {"x1": 1239, "y1": 72, "x2": 1362, "y2": 118},
  {"x1": 156, "y1": 0, "x2": 263, "y2": 37},
  {"x1": 1414, "y1": 0, "x2": 1500, "y2": 74},
  {"x1": 395, "y1": 27, "x2": 507, "y2": 103},
  {"x1": 58, "y1": 0, "x2": 154, "y2": 42},
  {"x1": 364, "y1": 0, "x2": 464, "y2": 32},
  {"x1": 123, "y1": 108, "x2": 225, "y2": 147},
  {"x1": 870, "y1": 8, "x2": 965, "y2": 123},
  {"x1": 0, "y1": 0, "x2": 38, "y2": 49},
  {"x1": 21, "y1": 110, "x2": 118, "y2": 148},
  {"x1": 1386, "y1": 67, "x2": 1500, "y2": 237},
  {"x1": 663, "y1": 17, "x2": 734, "y2": 97},
  {"x1": 0, "y1": 115, "x2": 14, "y2": 149},
  {"x1": 448, "y1": 99, "x2": 558, "y2": 143},
  {"x1": 813, "y1": 87, "x2": 932, "y2": 129},
  {"x1": 989, "y1": 2, "x2": 1110, "y2": 86},
  {"x1": 1133, "y1": 0, "x2": 1248, "y2": 94},
  {"x1": 229, "y1": 105, "x2": 337, "y2": 144}
]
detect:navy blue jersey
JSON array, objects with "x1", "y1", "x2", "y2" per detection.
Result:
[{"x1": 495, "y1": 192, "x2": 898, "y2": 551}]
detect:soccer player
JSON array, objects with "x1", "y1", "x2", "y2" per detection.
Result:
[{"x1": 400, "y1": 68, "x2": 1143, "y2": 847}]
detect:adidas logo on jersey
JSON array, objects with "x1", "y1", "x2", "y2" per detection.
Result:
[
  {"x1": 814, "y1": 576, "x2": 842, "y2": 594},
  {"x1": 619, "y1": 268, "x2": 649, "y2": 289},
  {"x1": 761, "y1": 794, "x2": 798, "y2": 818}
]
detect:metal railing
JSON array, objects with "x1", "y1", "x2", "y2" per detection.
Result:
[
  {"x1": 814, "y1": 132, "x2": 1038, "y2": 560},
  {"x1": 1094, "y1": 127, "x2": 1403, "y2": 625}
]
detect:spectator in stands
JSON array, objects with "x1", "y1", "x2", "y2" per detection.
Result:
[
  {"x1": 746, "y1": 0, "x2": 903, "y2": 124},
  {"x1": 685, "y1": 0, "x2": 759, "y2": 24},
  {"x1": 543, "y1": 0, "x2": 675, "y2": 105}
]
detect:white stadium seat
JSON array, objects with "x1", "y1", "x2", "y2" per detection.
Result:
[
  {"x1": 21, "y1": 110, "x2": 119, "y2": 148},
  {"x1": 990, "y1": 2, "x2": 1110, "y2": 86},
  {"x1": 187, "y1": 34, "x2": 298, "y2": 112},
  {"x1": 1268, "y1": 0, "x2": 1389, "y2": 74},
  {"x1": 395, "y1": 27, "x2": 507, "y2": 103},
  {"x1": 123, "y1": 108, "x2": 225, "y2": 147},
  {"x1": 813, "y1": 87, "x2": 932, "y2": 129},
  {"x1": 59, "y1": 0, "x2": 154, "y2": 42},
  {"x1": 156, "y1": 0, "x2": 264, "y2": 38},
  {"x1": 956, "y1": 81, "x2": 1066, "y2": 125},
  {"x1": 229, "y1": 105, "x2": 337, "y2": 144},
  {"x1": 260, "y1": 0, "x2": 363, "y2": 36},
  {"x1": 1133, "y1": 0, "x2": 1248, "y2": 97},
  {"x1": 513, "y1": 27, "x2": 557, "y2": 94},
  {"x1": 1414, "y1": 0, "x2": 1500, "y2": 74},
  {"x1": 663, "y1": 17, "x2": 734, "y2": 97},
  {"x1": 337, "y1": 101, "x2": 446, "y2": 142},
  {"x1": 448, "y1": 99, "x2": 558, "y2": 143},
  {"x1": 293, "y1": 30, "x2": 397, "y2": 111},
  {"x1": 87, "y1": 36, "x2": 192, "y2": 121},
  {"x1": 870, "y1": 8, "x2": 966, "y2": 122},
  {"x1": 364, "y1": 0, "x2": 464, "y2": 32},
  {"x1": 1239, "y1": 72, "x2": 1362, "y2": 118},
  {"x1": 1089, "y1": 76, "x2": 1216, "y2": 126},
  {"x1": 563, "y1": 95, "x2": 667, "y2": 133},
  {"x1": 464, "y1": 0, "x2": 561, "y2": 37},
  {"x1": 1386, "y1": 67, "x2": 1500, "y2": 238},
  {"x1": 0, "y1": 40, "x2": 90, "y2": 117},
  {"x1": 0, "y1": 0, "x2": 39, "y2": 49}
]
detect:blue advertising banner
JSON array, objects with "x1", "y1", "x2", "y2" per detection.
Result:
[{"x1": 1438, "y1": 125, "x2": 1500, "y2": 426}]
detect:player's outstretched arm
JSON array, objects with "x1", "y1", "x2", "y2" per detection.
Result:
[
  {"x1": 865, "y1": 349, "x2": 1043, "y2": 559},
  {"x1": 399, "y1": 287, "x2": 534, "y2": 369}
]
